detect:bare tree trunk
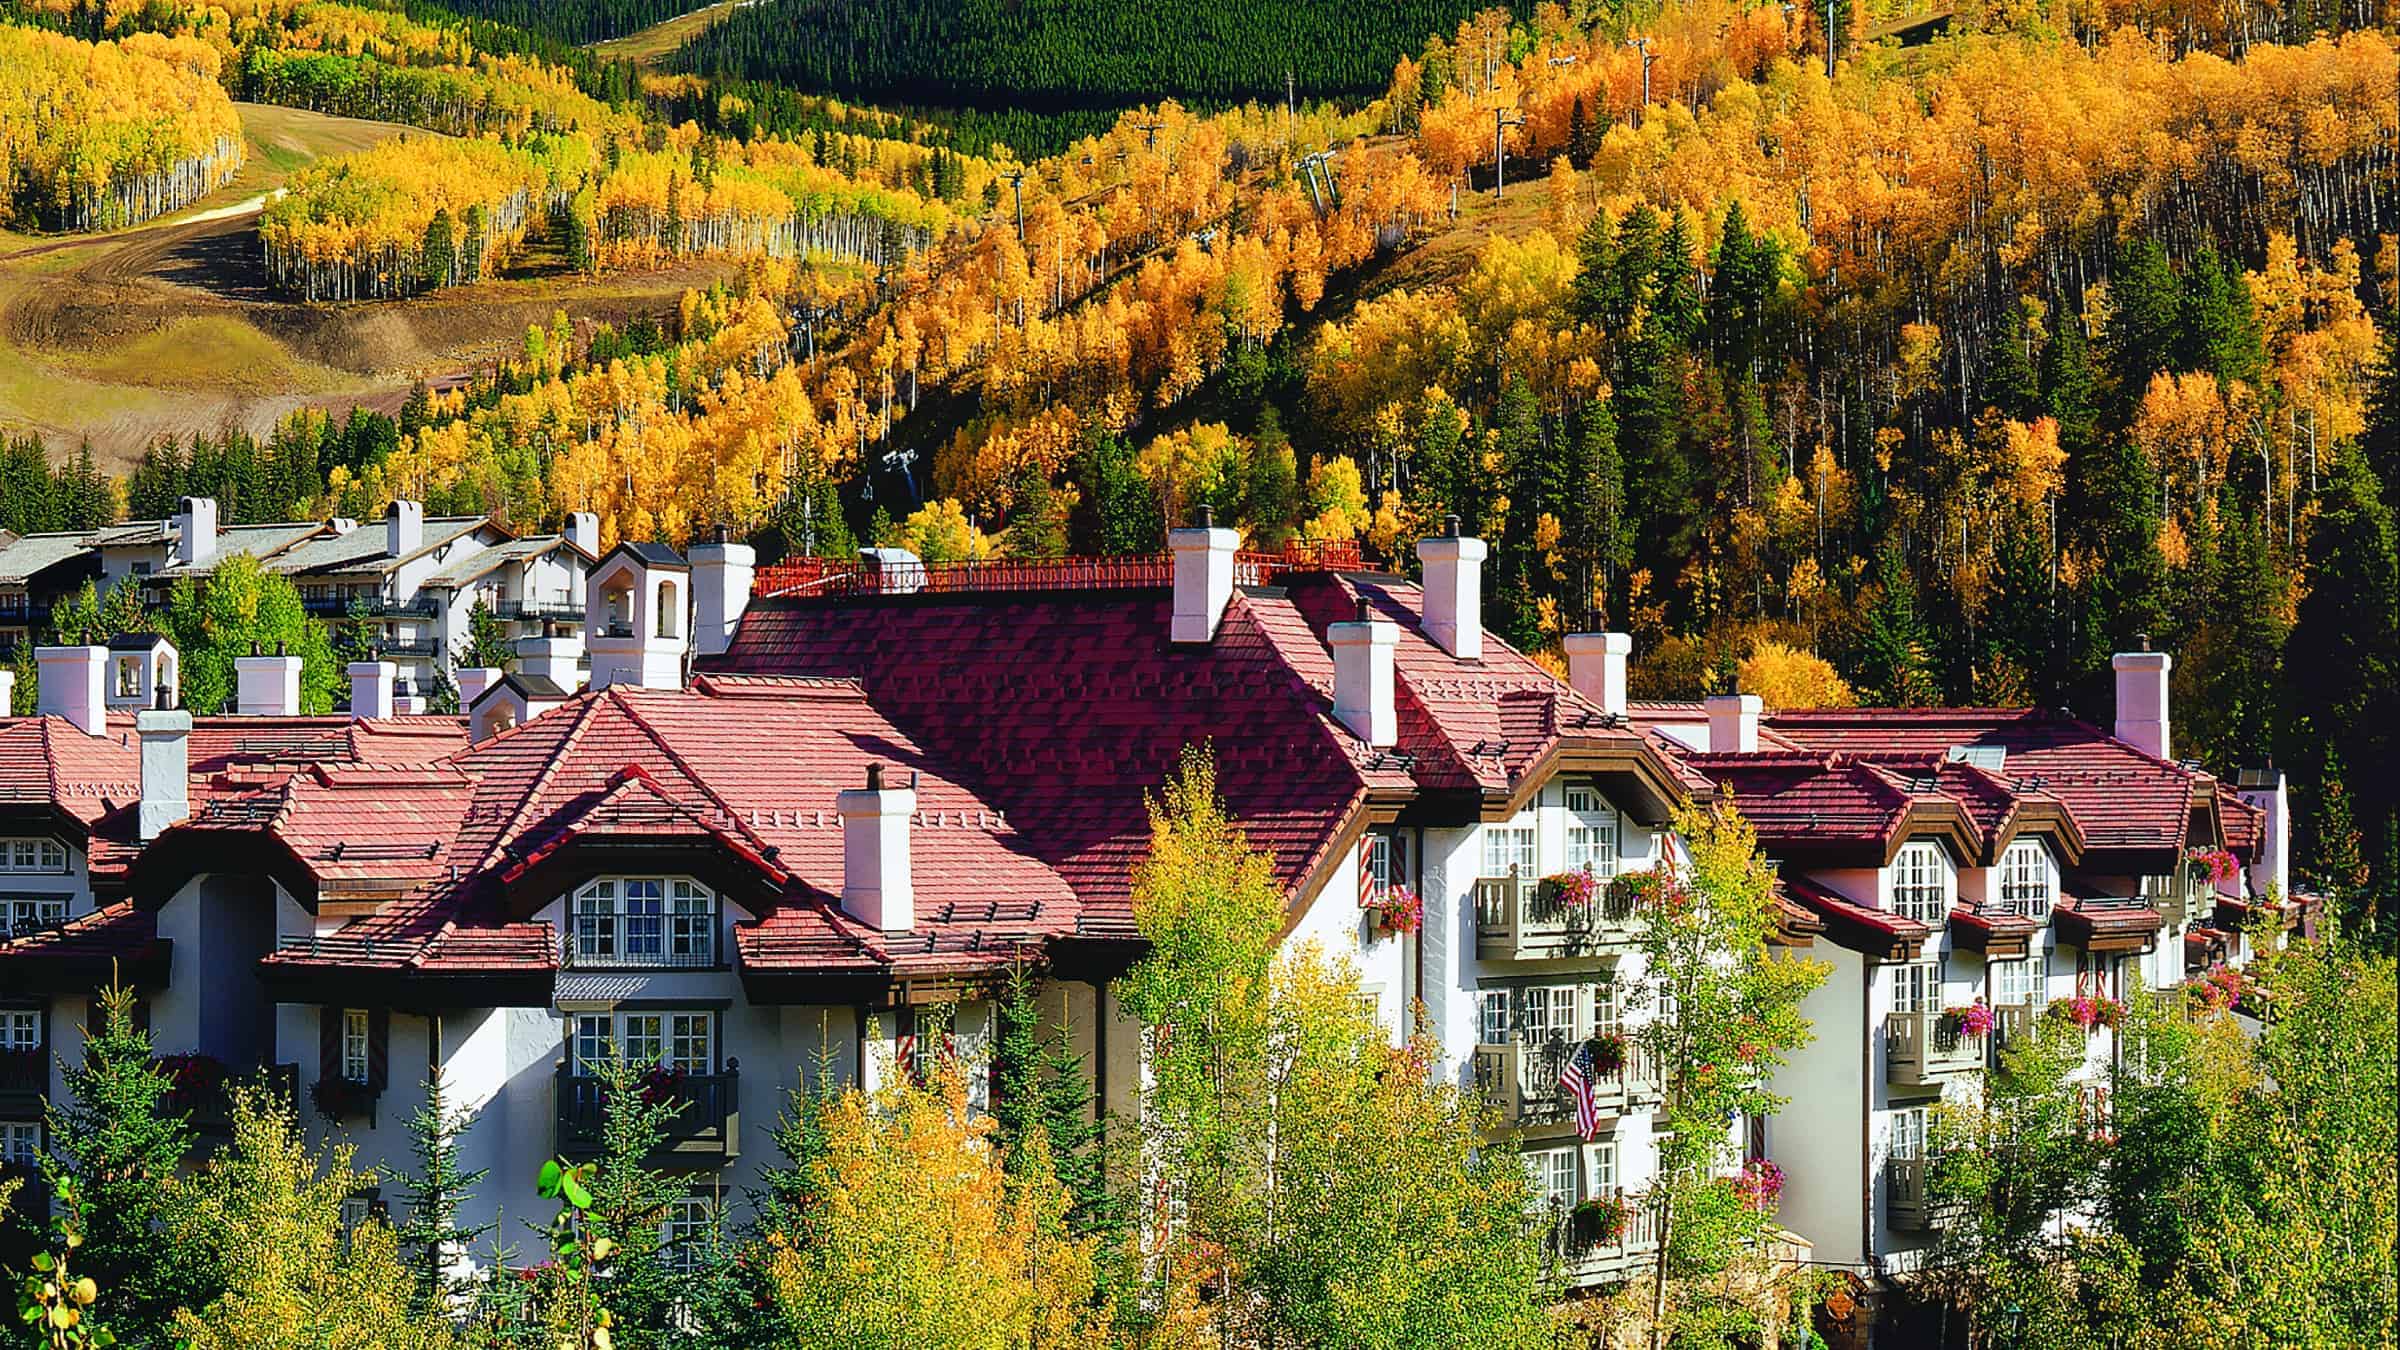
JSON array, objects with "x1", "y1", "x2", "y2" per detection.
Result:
[{"x1": 1648, "y1": 1197, "x2": 1674, "y2": 1350}]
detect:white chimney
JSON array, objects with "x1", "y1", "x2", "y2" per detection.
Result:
[
  {"x1": 386, "y1": 500, "x2": 425, "y2": 558},
  {"x1": 2113, "y1": 642, "x2": 2171, "y2": 761},
  {"x1": 1705, "y1": 692, "x2": 1761, "y2": 754},
  {"x1": 517, "y1": 636, "x2": 585, "y2": 692},
  {"x1": 1328, "y1": 598, "x2": 1399, "y2": 748},
  {"x1": 235, "y1": 643, "x2": 303, "y2": 716},
  {"x1": 2236, "y1": 768, "x2": 2288, "y2": 901},
  {"x1": 173, "y1": 497, "x2": 217, "y2": 568},
  {"x1": 0, "y1": 670, "x2": 12, "y2": 718},
  {"x1": 35, "y1": 646, "x2": 106, "y2": 737},
  {"x1": 456, "y1": 667, "x2": 500, "y2": 711},
  {"x1": 1169, "y1": 507, "x2": 1239, "y2": 644},
  {"x1": 689, "y1": 530, "x2": 755, "y2": 658},
  {"x1": 837, "y1": 763, "x2": 915, "y2": 931},
  {"x1": 1416, "y1": 515, "x2": 1487, "y2": 660},
  {"x1": 136, "y1": 692, "x2": 191, "y2": 842},
  {"x1": 349, "y1": 660, "x2": 396, "y2": 719},
  {"x1": 1565, "y1": 631, "x2": 1632, "y2": 716},
  {"x1": 564, "y1": 512, "x2": 600, "y2": 558}
]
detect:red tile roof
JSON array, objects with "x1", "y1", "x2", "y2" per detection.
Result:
[
  {"x1": 0, "y1": 901, "x2": 170, "y2": 992},
  {"x1": 1779, "y1": 875, "x2": 1930, "y2": 959}
]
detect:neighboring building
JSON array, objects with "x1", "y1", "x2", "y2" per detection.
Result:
[
  {"x1": 0, "y1": 499, "x2": 594, "y2": 705},
  {"x1": 0, "y1": 523, "x2": 2304, "y2": 1314}
]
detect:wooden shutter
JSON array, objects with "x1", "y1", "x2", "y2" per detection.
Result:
[
  {"x1": 367, "y1": 1008, "x2": 389, "y2": 1091},
  {"x1": 320, "y1": 1006, "x2": 340, "y2": 1084}
]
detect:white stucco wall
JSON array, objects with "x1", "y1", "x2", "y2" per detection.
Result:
[{"x1": 1769, "y1": 943, "x2": 1868, "y2": 1266}]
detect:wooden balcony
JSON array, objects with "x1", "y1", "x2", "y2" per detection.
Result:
[
  {"x1": 1551, "y1": 1198, "x2": 1661, "y2": 1288},
  {"x1": 179, "y1": 1062, "x2": 299, "y2": 1143},
  {"x1": 1991, "y1": 1000, "x2": 2042, "y2": 1055},
  {"x1": 1886, "y1": 1010, "x2": 1982, "y2": 1089},
  {"x1": 555, "y1": 1064, "x2": 740, "y2": 1162},
  {"x1": 1475, "y1": 874, "x2": 1642, "y2": 962},
  {"x1": 1887, "y1": 1156, "x2": 1935, "y2": 1230},
  {"x1": 1474, "y1": 1040, "x2": 1660, "y2": 1131}
]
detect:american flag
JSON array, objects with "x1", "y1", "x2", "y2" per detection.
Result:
[{"x1": 1559, "y1": 1039, "x2": 1603, "y2": 1141}]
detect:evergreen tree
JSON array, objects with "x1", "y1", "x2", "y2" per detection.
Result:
[
  {"x1": 1000, "y1": 466, "x2": 1068, "y2": 559},
  {"x1": 1567, "y1": 206, "x2": 1617, "y2": 329},
  {"x1": 2178, "y1": 245, "x2": 2265, "y2": 387},
  {"x1": 1244, "y1": 406, "x2": 1300, "y2": 549},
  {"x1": 392, "y1": 1072, "x2": 492, "y2": 1317},
  {"x1": 2072, "y1": 436, "x2": 2171, "y2": 701},
  {"x1": 1567, "y1": 94, "x2": 1591, "y2": 166},
  {"x1": 1065, "y1": 429, "x2": 1163, "y2": 556},
  {"x1": 1649, "y1": 210, "x2": 1704, "y2": 350},
  {"x1": 2106, "y1": 238, "x2": 2184, "y2": 412},
  {"x1": 1981, "y1": 299, "x2": 2042, "y2": 422},
  {"x1": 2363, "y1": 314, "x2": 2400, "y2": 491},
  {"x1": 2041, "y1": 307, "x2": 2101, "y2": 461},
  {"x1": 421, "y1": 207, "x2": 458, "y2": 289},
  {"x1": 1856, "y1": 542, "x2": 1939, "y2": 705},
  {"x1": 989, "y1": 971, "x2": 1123, "y2": 1266},
  {"x1": 2182, "y1": 502, "x2": 2285, "y2": 777},
  {"x1": 455, "y1": 598, "x2": 515, "y2": 671},
  {"x1": 2278, "y1": 454, "x2": 2398, "y2": 936},
  {"x1": 42, "y1": 984, "x2": 212, "y2": 1344}
]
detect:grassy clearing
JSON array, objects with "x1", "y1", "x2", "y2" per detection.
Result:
[{"x1": 587, "y1": 0, "x2": 751, "y2": 66}]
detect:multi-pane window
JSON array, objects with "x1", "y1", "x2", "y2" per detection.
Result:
[
  {"x1": 1890, "y1": 1105, "x2": 1928, "y2": 1161},
  {"x1": 571, "y1": 1011, "x2": 712, "y2": 1075},
  {"x1": 1891, "y1": 961, "x2": 1939, "y2": 1015},
  {"x1": 1, "y1": 1121, "x2": 39, "y2": 1167},
  {"x1": 1564, "y1": 786, "x2": 1621, "y2": 878},
  {"x1": 0, "y1": 1010, "x2": 38, "y2": 1052},
  {"x1": 661, "y1": 1193, "x2": 717, "y2": 1273},
  {"x1": 340, "y1": 1009, "x2": 370, "y2": 1084},
  {"x1": 569, "y1": 877, "x2": 717, "y2": 967},
  {"x1": 1365, "y1": 831, "x2": 1411, "y2": 894},
  {"x1": 1483, "y1": 825, "x2": 1536, "y2": 880},
  {"x1": 1523, "y1": 1146, "x2": 1578, "y2": 1213},
  {"x1": 339, "y1": 1191, "x2": 382, "y2": 1230},
  {"x1": 2, "y1": 839, "x2": 67, "y2": 873},
  {"x1": 1891, "y1": 843, "x2": 1950, "y2": 924},
  {"x1": 1592, "y1": 981, "x2": 1622, "y2": 1037},
  {"x1": 0, "y1": 898, "x2": 63, "y2": 939},
  {"x1": 1478, "y1": 991, "x2": 1511, "y2": 1045},
  {"x1": 1992, "y1": 958, "x2": 2037, "y2": 1006},
  {"x1": 1589, "y1": 1140, "x2": 1618, "y2": 1195},
  {"x1": 1519, "y1": 985, "x2": 1580, "y2": 1048},
  {"x1": 1998, "y1": 840, "x2": 2052, "y2": 918}
]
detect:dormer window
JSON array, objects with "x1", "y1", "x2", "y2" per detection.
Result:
[
  {"x1": 3, "y1": 839, "x2": 67, "y2": 874},
  {"x1": 1891, "y1": 842, "x2": 1951, "y2": 924},
  {"x1": 568, "y1": 877, "x2": 717, "y2": 968},
  {"x1": 1998, "y1": 839, "x2": 2053, "y2": 918},
  {"x1": 1565, "y1": 784, "x2": 1620, "y2": 878}
]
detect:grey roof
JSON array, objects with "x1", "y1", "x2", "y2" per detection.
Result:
[
  {"x1": 270, "y1": 518, "x2": 489, "y2": 579},
  {"x1": 617, "y1": 541, "x2": 688, "y2": 569},
  {"x1": 86, "y1": 521, "x2": 172, "y2": 548},
  {"x1": 419, "y1": 536, "x2": 562, "y2": 590},
  {"x1": 0, "y1": 532, "x2": 99, "y2": 587},
  {"x1": 105, "y1": 632, "x2": 170, "y2": 651},
  {"x1": 160, "y1": 523, "x2": 327, "y2": 576}
]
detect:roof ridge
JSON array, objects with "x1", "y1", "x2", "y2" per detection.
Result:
[
  {"x1": 470, "y1": 691, "x2": 607, "y2": 873},
  {"x1": 603, "y1": 688, "x2": 784, "y2": 861}
]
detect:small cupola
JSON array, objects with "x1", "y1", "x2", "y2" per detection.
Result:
[
  {"x1": 103, "y1": 633, "x2": 178, "y2": 712},
  {"x1": 585, "y1": 542, "x2": 691, "y2": 691}
]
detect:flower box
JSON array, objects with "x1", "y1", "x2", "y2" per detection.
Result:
[
  {"x1": 1604, "y1": 868, "x2": 1684, "y2": 916},
  {"x1": 311, "y1": 1075, "x2": 378, "y2": 1121},
  {"x1": 1941, "y1": 1002, "x2": 1995, "y2": 1039},
  {"x1": 1733, "y1": 1158, "x2": 1785, "y2": 1211},
  {"x1": 1362, "y1": 884, "x2": 1422, "y2": 937},
  {"x1": 637, "y1": 1063, "x2": 690, "y2": 1107},
  {"x1": 1571, "y1": 1194, "x2": 1630, "y2": 1249},
  {"x1": 2182, "y1": 847, "x2": 2240, "y2": 887},
  {"x1": 1539, "y1": 870, "x2": 1600, "y2": 912},
  {"x1": 2049, "y1": 995, "x2": 2126, "y2": 1032},
  {"x1": 153, "y1": 1052, "x2": 226, "y2": 1115},
  {"x1": 1586, "y1": 1031, "x2": 1628, "y2": 1078}
]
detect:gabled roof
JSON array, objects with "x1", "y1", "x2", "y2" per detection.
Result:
[
  {"x1": 418, "y1": 535, "x2": 569, "y2": 590},
  {"x1": 1779, "y1": 875, "x2": 1929, "y2": 960},
  {"x1": 0, "y1": 531, "x2": 99, "y2": 588},
  {"x1": 268, "y1": 518, "x2": 493, "y2": 579}
]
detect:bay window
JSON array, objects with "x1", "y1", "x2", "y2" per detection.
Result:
[{"x1": 570, "y1": 1011, "x2": 714, "y2": 1075}]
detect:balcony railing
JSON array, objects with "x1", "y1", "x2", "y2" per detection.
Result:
[
  {"x1": 175, "y1": 1061, "x2": 300, "y2": 1140},
  {"x1": 1887, "y1": 1155, "x2": 1936, "y2": 1230},
  {"x1": 1991, "y1": 999, "x2": 2042, "y2": 1055},
  {"x1": 497, "y1": 597, "x2": 584, "y2": 622},
  {"x1": 1474, "y1": 1039, "x2": 1660, "y2": 1129},
  {"x1": 0, "y1": 1045, "x2": 46, "y2": 1098},
  {"x1": 1548, "y1": 1195, "x2": 1661, "y2": 1287},
  {"x1": 1887, "y1": 1010, "x2": 1983, "y2": 1088},
  {"x1": 378, "y1": 637, "x2": 440, "y2": 659},
  {"x1": 1475, "y1": 872, "x2": 1642, "y2": 962},
  {"x1": 555, "y1": 1064, "x2": 740, "y2": 1160}
]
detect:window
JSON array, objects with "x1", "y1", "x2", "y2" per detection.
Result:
[
  {"x1": 1523, "y1": 1146, "x2": 1578, "y2": 1213},
  {"x1": 340, "y1": 1009, "x2": 370, "y2": 1084},
  {"x1": 1483, "y1": 825, "x2": 1536, "y2": 880},
  {"x1": 1999, "y1": 840, "x2": 2052, "y2": 918},
  {"x1": 1992, "y1": 958, "x2": 2037, "y2": 1006},
  {"x1": 1891, "y1": 843, "x2": 1950, "y2": 924},
  {"x1": 3, "y1": 896, "x2": 66, "y2": 938},
  {"x1": 1589, "y1": 1140, "x2": 1618, "y2": 1196},
  {"x1": 569, "y1": 877, "x2": 717, "y2": 967},
  {"x1": 1365, "y1": 831, "x2": 1411, "y2": 895},
  {"x1": 1, "y1": 1121, "x2": 38, "y2": 1167},
  {"x1": 0, "y1": 1011, "x2": 35, "y2": 1051},
  {"x1": 1593, "y1": 980, "x2": 1622, "y2": 1037},
  {"x1": 1891, "y1": 960, "x2": 1939, "y2": 1015},
  {"x1": 571, "y1": 1011, "x2": 713, "y2": 1074},
  {"x1": 1519, "y1": 985, "x2": 1580, "y2": 1048},
  {"x1": 655, "y1": 580, "x2": 681, "y2": 639},
  {"x1": 1478, "y1": 991, "x2": 1511, "y2": 1045},
  {"x1": 1565, "y1": 786, "x2": 1620, "y2": 878},
  {"x1": 661, "y1": 1192, "x2": 717, "y2": 1273},
  {"x1": 114, "y1": 656, "x2": 141, "y2": 699},
  {"x1": 1890, "y1": 1105, "x2": 1928, "y2": 1161},
  {"x1": 339, "y1": 1190, "x2": 384, "y2": 1230},
  {"x1": 3, "y1": 838, "x2": 68, "y2": 874}
]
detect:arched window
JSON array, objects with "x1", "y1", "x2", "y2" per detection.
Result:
[
  {"x1": 655, "y1": 579, "x2": 681, "y2": 639},
  {"x1": 1891, "y1": 842, "x2": 1952, "y2": 924},
  {"x1": 600, "y1": 580, "x2": 634, "y2": 637}
]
